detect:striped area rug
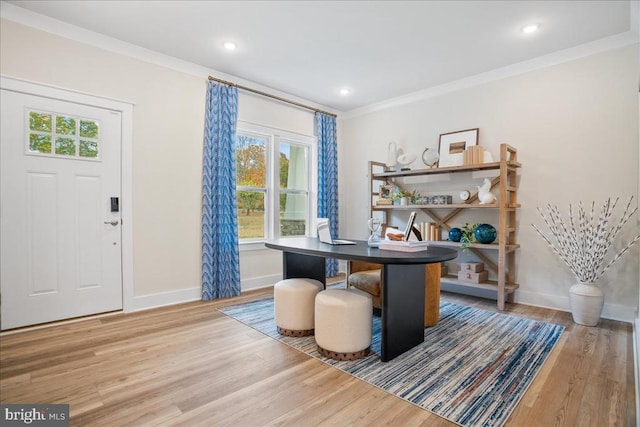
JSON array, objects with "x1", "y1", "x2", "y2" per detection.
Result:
[{"x1": 219, "y1": 297, "x2": 563, "y2": 426}]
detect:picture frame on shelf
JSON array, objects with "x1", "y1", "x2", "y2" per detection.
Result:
[
  {"x1": 438, "y1": 128, "x2": 479, "y2": 167},
  {"x1": 377, "y1": 184, "x2": 393, "y2": 205}
]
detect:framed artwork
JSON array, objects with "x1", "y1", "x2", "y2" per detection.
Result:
[
  {"x1": 376, "y1": 184, "x2": 393, "y2": 205},
  {"x1": 379, "y1": 184, "x2": 393, "y2": 200},
  {"x1": 438, "y1": 128, "x2": 479, "y2": 167}
]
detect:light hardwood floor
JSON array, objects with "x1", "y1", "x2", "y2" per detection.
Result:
[{"x1": 1, "y1": 283, "x2": 636, "y2": 426}]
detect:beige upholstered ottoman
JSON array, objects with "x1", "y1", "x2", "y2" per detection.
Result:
[
  {"x1": 274, "y1": 278, "x2": 324, "y2": 337},
  {"x1": 314, "y1": 288, "x2": 373, "y2": 360}
]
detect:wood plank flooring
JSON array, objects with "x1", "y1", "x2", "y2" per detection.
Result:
[{"x1": 1, "y1": 285, "x2": 636, "y2": 426}]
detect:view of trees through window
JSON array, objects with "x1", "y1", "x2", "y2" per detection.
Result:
[
  {"x1": 235, "y1": 132, "x2": 309, "y2": 241},
  {"x1": 28, "y1": 111, "x2": 99, "y2": 159}
]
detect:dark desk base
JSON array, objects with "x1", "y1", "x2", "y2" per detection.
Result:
[
  {"x1": 381, "y1": 264, "x2": 425, "y2": 361},
  {"x1": 283, "y1": 252, "x2": 326, "y2": 287},
  {"x1": 282, "y1": 252, "x2": 425, "y2": 362}
]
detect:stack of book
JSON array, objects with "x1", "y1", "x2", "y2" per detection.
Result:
[
  {"x1": 379, "y1": 240, "x2": 430, "y2": 252},
  {"x1": 463, "y1": 146, "x2": 485, "y2": 165},
  {"x1": 417, "y1": 222, "x2": 443, "y2": 241}
]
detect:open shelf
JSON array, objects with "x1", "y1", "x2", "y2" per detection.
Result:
[
  {"x1": 368, "y1": 143, "x2": 521, "y2": 310},
  {"x1": 372, "y1": 160, "x2": 522, "y2": 179},
  {"x1": 373, "y1": 203, "x2": 521, "y2": 210},
  {"x1": 440, "y1": 275, "x2": 519, "y2": 294},
  {"x1": 428, "y1": 240, "x2": 520, "y2": 252}
]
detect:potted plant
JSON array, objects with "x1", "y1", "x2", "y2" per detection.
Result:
[
  {"x1": 531, "y1": 197, "x2": 640, "y2": 326},
  {"x1": 393, "y1": 189, "x2": 417, "y2": 206},
  {"x1": 460, "y1": 223, "x2": 479, "y2": 250}
]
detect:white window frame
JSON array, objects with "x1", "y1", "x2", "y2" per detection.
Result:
[{"x1": 236, "y1": 121, "x2": 317, "y2": 251}]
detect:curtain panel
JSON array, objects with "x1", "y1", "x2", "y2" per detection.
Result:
[
  {"x1": 316, "y1": 112, "x2": 339, "y2": 277},
  {"x1": 202, "y1": 82, "x2": 241, "y2": 300}
]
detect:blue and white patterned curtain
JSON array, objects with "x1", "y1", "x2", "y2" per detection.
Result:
[
  {"x1": 316, "y1": 112, "x2": 339, "y2": 277},
  {"x1": 202, "y1": 81, "x2": 241, "y2": 300}
]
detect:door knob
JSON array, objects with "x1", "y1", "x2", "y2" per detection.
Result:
[{"x1": 104, "y1": 219, "x2": 119, "y2": 226}]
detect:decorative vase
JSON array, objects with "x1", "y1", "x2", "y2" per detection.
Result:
[
  {"x1": 400, "y1": 197, "x2": 409, "y2": 206},
  {"x1": 449, "y1": 227, "x2": 462, "y2": 242},
  {"x1": 386, "y1": 141, "x2": 397, "y2": 171},
  {"x1": 474, "y1": 224, "x2": 496, "y2": 244},
  {"x1": 568, "y1": 283, "x2": 604, "y2": 326}
]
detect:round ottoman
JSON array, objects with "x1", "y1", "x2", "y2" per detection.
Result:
[
  {"x1": 274, "y1": 278, "x2": 324, "y2": 337},
  {"x1": 315, "y1": 288, "x2": 373, "y2": 360}
]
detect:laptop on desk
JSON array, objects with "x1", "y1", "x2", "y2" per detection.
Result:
[{"x1": 317, "y1": 218, "x2": 356, "y2": 245}]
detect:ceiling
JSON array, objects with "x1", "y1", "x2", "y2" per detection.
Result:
[{"x1": 3, "y1": 1, "x2": 637, "y2": 113}]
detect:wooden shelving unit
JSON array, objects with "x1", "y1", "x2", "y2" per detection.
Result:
[{"x1": 368, "y1": 144, "x2": 521, "y2": 310}]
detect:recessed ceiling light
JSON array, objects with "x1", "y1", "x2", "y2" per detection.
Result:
[
  {"x1": 521, "y1": 24, "x2": 540, "y2": 34},
  {"x1": 339, "y1": 88, "x2": 350, "y2": 96},
  {"x1": 223, "y1": 41, "x2": 237, "y2": 51}
]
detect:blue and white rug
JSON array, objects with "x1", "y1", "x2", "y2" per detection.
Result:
[{"x1": 219, "y1": 297, "x2": 564, "y2": 427}]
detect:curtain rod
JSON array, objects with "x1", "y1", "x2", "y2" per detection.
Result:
[{"x1": 208, "y1": 76, "x2": 337, "y2": 118}]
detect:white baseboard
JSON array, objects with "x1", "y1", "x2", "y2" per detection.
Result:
[
  {"x1": 515, "y1": 289, "x2": 635, "y2": 323},
  {"x1": 439, "y1": 286, "x2": 635, "y2": 323},
  {"x1": 131, "y1": 275, "x2": 282, "y2": 312},
  {"x1": 241, "y1": 274, "x2": 282, "y2": 291},
  {"x1": 132, "y1": 286, "x2": 202, "y2": 311}
]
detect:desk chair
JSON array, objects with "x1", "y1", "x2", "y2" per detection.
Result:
[{"x1": 348, "y1": 260, "x2": 442, "y2": 327}]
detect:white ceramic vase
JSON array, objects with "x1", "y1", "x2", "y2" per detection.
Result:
[{"x1": 568, "y1": 282, "x2": 604, "y2": 326}]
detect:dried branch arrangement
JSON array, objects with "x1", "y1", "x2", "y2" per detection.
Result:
[{"x1": 531, "y1": 196, "x2": 640, "y2": 283}]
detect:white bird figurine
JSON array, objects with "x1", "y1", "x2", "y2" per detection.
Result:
[{"x1": 477, "y1": 178, "x2": 497, "y2": 204}]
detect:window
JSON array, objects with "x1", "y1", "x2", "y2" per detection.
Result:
[
  {"x1": 235, "y1": 122, "x2": 316, "y2": 246},
  {"x1": 27, "y1": 110, "x2": 100, "y2": 160}
]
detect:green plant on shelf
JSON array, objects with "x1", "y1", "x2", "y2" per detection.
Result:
[
  {"x1": 460, "y1": 223, "x2": 479, "y2": 250},
  {"x1": 393, "y1": 189, "x2": 419, "y2": 203}
]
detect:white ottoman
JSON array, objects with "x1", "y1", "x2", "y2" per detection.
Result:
[
  {"x1": 315, "y1": 288, "x2": 373, "y2": 361},
  {"x1": 274, "y1": 278, "x2": 324, "y2": 337}
]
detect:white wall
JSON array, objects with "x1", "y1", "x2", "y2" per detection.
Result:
[
  {"x1": 0, "y1": 18, "x2": 317, "y2": 306},
  {"x1": 341, "y1": 45, "x2": 639, "y2": 321}
]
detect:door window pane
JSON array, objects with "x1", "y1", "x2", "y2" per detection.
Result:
[
  {"x1": 29, "y1": 134, "x2": 52, "y2": 153},
  {"x1": 56, "y1": 116, "x2": 76, "y2": 135},
  {"x1": 79, "y1": 140, "x2": 98, "y2": 158},
  {"x1": 29, "y1": 112, "x2": 52, "y2": 132},
  {"x1": 79, "y1": 120, "x2": 99, "y2": 138},
  {"x1": 237, "y1": 191, "x2": 265, "y2": 239},
  {"x1": 55, "y1": 137, "x2": 76, "y2": 156}
]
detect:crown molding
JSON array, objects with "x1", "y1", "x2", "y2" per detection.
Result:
[
  {"x1": 3, "y1": 1, "x2": 636, "y2": 121},
  {"x1": 0, "y1": 2, "x2": 339, "y2": 117},
  {"x1": 343, "y1": 31, "x2": 639, "y2": 119}
]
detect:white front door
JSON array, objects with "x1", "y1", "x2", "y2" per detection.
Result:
[{"x1": 1, "y1": 89, "x2": 123, "y2": 329}]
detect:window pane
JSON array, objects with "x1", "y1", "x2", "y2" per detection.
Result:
[
  {"x1": 29, "y1": 134, "x2": 52, "y2": 153},
  {"x1": 55, "y1": 137, "x2": 76, "y2": 156},
  {"x1": 80, "y1": 120, "x2": 99, "y2": 138},
  {"x1": 279, "y1": 142, "x2": 308, "y2": 190},
  {"x1": 236, "y1": 135, "x2": 266, "y2": 187},
  {"x1": 79, "y1": 140, "x2": 98, "y2": 158},
  {"x1": 237, "y1": 191, "x2": 265, "y2": 239},
  {"x1": 279, "y1": 193, "x2": 307, "y2": 237},
  {"x1": 29, "y1": 112, "x2": 52, "y2": 132},
  {"x1": 56, "y1": 116, "x2": 76, "y2": 135}
]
